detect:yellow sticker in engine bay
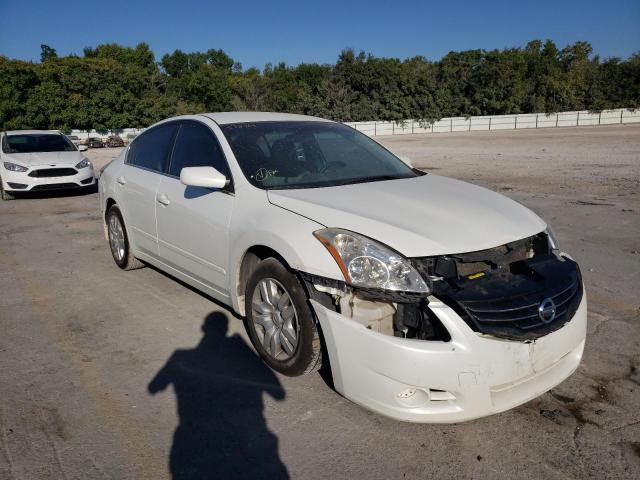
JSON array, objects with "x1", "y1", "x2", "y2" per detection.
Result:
[{"x1": 467, "y1": 272, "x2": 486, "y2": 280}]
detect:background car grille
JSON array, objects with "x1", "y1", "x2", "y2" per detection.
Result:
[
  {"x1": 29, "y1": 168, "x2": 77, "y2": 178},
  {"x1": 31, "y1": 183, "x2": 79, "y2": 190}
]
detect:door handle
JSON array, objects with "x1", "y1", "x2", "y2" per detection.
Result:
[
  {"x1": 116, "y1": 176, "x2": 126, "y2": 186},
  {"x1": 156, "y1": 193, "x2": 170, "y2": 206}
]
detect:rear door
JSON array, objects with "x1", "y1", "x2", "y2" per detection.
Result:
[
  {"x1": 117, "y1": 122, "x2": 178, "y2": 257},
  {"x1": 155, "y1": 119, "x2": 235, "y2": 300}
]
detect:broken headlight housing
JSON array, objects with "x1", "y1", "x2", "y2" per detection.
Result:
[{"x1": 314, "y1": 228, "x2": 429, "y2": 294}]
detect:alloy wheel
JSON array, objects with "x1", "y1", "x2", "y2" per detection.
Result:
[
  {"x1": 251, "y1": 278, "x2": 300, "y2": 361},
  {"x1": 108, "y1": 214, "x2": 126, "y2": 262}
]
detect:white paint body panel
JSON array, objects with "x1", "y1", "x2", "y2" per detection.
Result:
[
  {"x1": 313, "y1": 292, "x2": 586, "y2": 423},
  {"x1": 268, "y1": 174, "x2": 547, "y2": 256},
  {"x1": 156, "y1": 175, "x2": 234, "y2": 299},
  {"x1": 116, "y1": 164, "x2": 161, "y2": 257}
]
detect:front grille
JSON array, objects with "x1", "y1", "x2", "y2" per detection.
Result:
[
  {"x1": 418, "y1": 252, "x2": 583, "y2": 340},
  {"x1": 458, "y1": 274, "x2": 582, "y2": 337},
  {"x1": 29, "y1": 168, "x2": 77, "y2": 178},
  {"x1": 31, "y1": 183, "x2": 79, "y2": 190}
]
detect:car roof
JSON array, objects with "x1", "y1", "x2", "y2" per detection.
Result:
[
  {"x1": 4, "y1": 130, "x2": 62, "y2": 136},
  {"x1": 201, "y1": 112, "x2": 333, "y2": 125}
]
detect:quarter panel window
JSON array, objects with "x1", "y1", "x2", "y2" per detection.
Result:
[
  {"x1": 127, "y1": 123, "x2": 178, "y2": 173},
  {"x1": 169, "y1": 121, "x2": 231, "y2": 178}
]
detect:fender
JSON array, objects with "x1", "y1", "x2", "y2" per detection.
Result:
[{"x1": 227, "y1": 202, "x2": 344, "y2": 315}]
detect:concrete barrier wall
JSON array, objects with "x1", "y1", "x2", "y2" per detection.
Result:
[
  {"x1": 68, "y1": 108, "x2": 639, "y2": 140},
  {"x1": 344, "y1": 108, "x2": 640, "y2": 136}
]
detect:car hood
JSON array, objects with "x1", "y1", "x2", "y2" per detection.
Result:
[
  {"x1": 267, "y1": 174, "x2": 547, "y2": 257},
  {"x1": 4, "y1": 151, "x2": 84, "y2": 167}
]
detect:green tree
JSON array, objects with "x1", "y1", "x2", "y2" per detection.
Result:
[
  {"x1": 40, "y1": 44, "x2": 58, "y2": 62},
  {"x1": 1, "y1": 40, "x2": 638, "y2": 131}
]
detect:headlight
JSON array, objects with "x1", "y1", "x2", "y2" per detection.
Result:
[
  {"x1": 545, "y1": 227, "x2": 560, "y2": 251},
  {"x1": 3, "y1": 161, "x2": 28, "y2": 172},
  {"x1": 314, "y1": 228, "x2": 429, "y2": 293},
  {"x1": 75, "y1": 158, "x2": 92, "y2": 169}
]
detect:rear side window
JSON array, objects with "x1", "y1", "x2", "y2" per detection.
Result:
[
  {"x1": 169, "y1": 121, "x2": 231, "y2": 179},
  {"x1": 127, "y1": 123, "x2": 178, "y2": 172}
]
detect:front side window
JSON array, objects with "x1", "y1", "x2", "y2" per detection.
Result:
[
  {"x1": 2, "y1": 134, "x2": 76, "y2": 153},
  {"x1": 127, "y1": 123, "x2": 178, "y2": 173},
  {"x1": 220, "y1": 121, "x2": 419, "y2": 189},
  {"x1": 168, "y1": 121, "x2": 231, "y2": 179}
]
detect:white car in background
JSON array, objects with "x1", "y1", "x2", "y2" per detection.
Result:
[
  {"x1": 1, "y1": 130, "x2": 94, "y2": 200},
  {"x1": 99, "y1": 112, "x2": 586, "y2": 423}
]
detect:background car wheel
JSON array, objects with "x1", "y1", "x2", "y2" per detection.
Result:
[
  {"x1": 0, "y1": 179, "x2": 15, "y2": 201},
  {"x1": 106, "y1": 205, "x2": 144, "y2": 271},
  {"x1": 245, "y1": 258, "x2": 322, "y2": 376}
]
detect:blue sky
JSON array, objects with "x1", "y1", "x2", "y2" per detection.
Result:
[{"x1": 1, "y1": 0, "x2": 638, "y2": 67}]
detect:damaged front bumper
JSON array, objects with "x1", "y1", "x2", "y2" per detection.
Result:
[{"x1": 312, "y1": 290, "x2": 586, "y2": 423}]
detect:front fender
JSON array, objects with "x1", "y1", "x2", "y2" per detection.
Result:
[{"x1": 228, "y1": 200, "x2": 344, "y2": 315}]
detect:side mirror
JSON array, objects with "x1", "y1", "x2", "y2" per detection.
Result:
[
  {"x1": 180, "y1": 166, "x2": 228, "y2": 189},
  {"x1": 78, "y1": 145, "x2": 88, "y2": 152}
]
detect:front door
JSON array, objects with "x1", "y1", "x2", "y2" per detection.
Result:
[{"x1": 155, "y1": 120, "x2": 235, "y2": 299}]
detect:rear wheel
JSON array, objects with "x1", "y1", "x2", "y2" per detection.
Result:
[
  {"x1": 106, "y1": 205, "x2": 144, "y2": 270},
  {"x1": 245, "y1": 258, "x2": 322, "y2": 376}
]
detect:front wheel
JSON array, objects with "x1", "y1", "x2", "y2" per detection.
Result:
[
  {"x1": 0, "y1": 178, "x2": 15, "y2": 201},
  {"x1": 245, "y1": 258, "x2": 322, "y2": 376}
]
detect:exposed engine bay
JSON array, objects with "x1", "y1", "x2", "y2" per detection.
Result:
[{"x1": 301, "y1": 231, "x2": 583, "y2": 342}]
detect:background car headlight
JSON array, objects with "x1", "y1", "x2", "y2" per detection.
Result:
[
  {"x1": 3, "y1": 161, "x2": 28, "y2": 172},
  {"x1": 545, "y1": 226, "x2": 560, "y2": 251},
  {"x1": 314, "y1": 228, "x2": 429, "y2": 293},
  {"x1": 75, "y1": 158, "x2": 92, "y2": 169}
]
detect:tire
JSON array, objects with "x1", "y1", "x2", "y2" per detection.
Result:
[
  {"x1": 245, "y1": 258, "x2": 322, "y2": 376},
  {"x1": 106, "y1": 205, "x2": 144, "y2": 271},
  {"x1": 0, "y1": 178, "x2": 15, "y2": 201}
]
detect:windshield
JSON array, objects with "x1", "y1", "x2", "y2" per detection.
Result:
[
  {"x1": 220, "y1": 121, "x2": 420, "y2": 189},
  {"x1": 2, "y1": 134, "x2": 77, "y2": 153}
]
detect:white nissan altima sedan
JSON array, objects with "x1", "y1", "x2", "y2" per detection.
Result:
[
  {"x1": 99, "y1": 112, "x2": 586, "y2": 423},
  {"x1": 1, "y1": 130, "x2": 94, "y2": 199}
]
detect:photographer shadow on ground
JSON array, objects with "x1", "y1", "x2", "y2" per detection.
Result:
[{"x1": 148, "y1": 312, "x2": 289, "y2": 479}]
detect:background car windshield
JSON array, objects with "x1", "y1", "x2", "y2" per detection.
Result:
[
  {"x1": 220, "y1": 121, "x2": 418, "y2": 189},
  {"x1": 3, "y1": 134, "x2": 76, "y2": 153}
]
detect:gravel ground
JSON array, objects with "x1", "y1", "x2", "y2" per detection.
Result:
[{"x1": 0, "y1": 125, "x2": 639, "y2": 479}]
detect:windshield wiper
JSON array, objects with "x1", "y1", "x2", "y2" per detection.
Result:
[
  {"x1": 333, "y1": 175, "x2": 405, "y2": 186},
  {"x1": 266, "y1": 174, "x2": 412, "y2": 190}
]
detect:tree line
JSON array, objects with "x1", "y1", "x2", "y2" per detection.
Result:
[{"x1": 1, "y1": 40, "x2": 638, "y2": 131}]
